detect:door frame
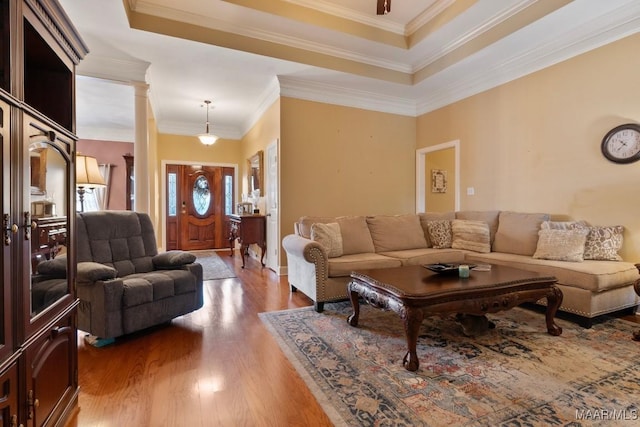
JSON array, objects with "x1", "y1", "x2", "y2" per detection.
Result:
[
  {"x1": 416, "y1": 140, "x2": 460, "y2": 213},
  {"x1": 160, "y1": 159, "x2": 238, "y2": 251},
  {"x1": 265, "y1": 139, "x2": 280, "y2": 274}
]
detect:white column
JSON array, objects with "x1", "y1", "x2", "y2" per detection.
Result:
[{"x1": 133, "y1": 82, "x2": 150, "y2": 213}]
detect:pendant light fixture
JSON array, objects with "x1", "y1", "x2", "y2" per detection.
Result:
[{"x1": 197, "y1": 100, "x2": 219, "y2": 145}]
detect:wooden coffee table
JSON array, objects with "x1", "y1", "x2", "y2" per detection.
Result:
[{"x1": 347, "y1": 264, "x2": 563, "y2": 371}]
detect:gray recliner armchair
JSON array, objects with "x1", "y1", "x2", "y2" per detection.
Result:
[{"x1": 73, "y1": 210, "x2": 203, "y2": 341}]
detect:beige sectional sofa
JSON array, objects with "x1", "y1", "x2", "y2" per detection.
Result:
[{"x1": 282, "y1": 211, "x2": 640, "y2": 326}]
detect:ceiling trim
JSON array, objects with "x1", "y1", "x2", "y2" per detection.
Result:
[
  {"x1": 278, "y1": 75, "x2": 417, "y2": 117},
  {"x1": 241, "y1": 77, "x2": 281, "y2": 138},
  {"x1": 78, "y1": 53, "x2": 150, "y2": 83},
  {"x1": 124, "y1": 2, "x2": 414, "y2": 83}
]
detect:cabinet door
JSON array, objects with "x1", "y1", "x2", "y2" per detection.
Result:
[
  {"x1": 0, "y1": 362, "x2": 19, "y2": 427},
  {"x1": 22, "y1": 115, "x2": 75, "y2": 340},
  {"x1": 0, "y1": 97, "x2": 11, "y2": 363},
  {"x1": 23, "y1": 312, "x2": 77, "y2": 427}
]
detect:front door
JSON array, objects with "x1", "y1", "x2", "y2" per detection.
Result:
[{"x1": 166, "y1": 164, "x2": 234, "y2": 250}]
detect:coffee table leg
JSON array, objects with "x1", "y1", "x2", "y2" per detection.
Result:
[
  {"x1": 347, "y1": 285, "x2": 360, "y2": 327},
  {"x1": 402, "y1": 307, "x2": 424, "y2": 372},
  {"x1": 545, "y1": 286, "x2": 563, "y2": 336}
]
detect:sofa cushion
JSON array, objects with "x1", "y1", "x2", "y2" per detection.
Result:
[
  {"x1": 327, "y1": 253, "x2": 402, "y2": 277},
  {"x1": 366, "y1": 215, "x2": 427, "y2": 252},
  {"x1": 455, "y1": 211, "x2": 500, "y2": 244},
  {"x1": 533, "y1": 228, "x2": 589, "y2": 262},
  {"x1": 464, "y1": 252, "x2": 639, "y2": 293},
  {"x1": 311, "y1": 222, "x2": 343, "y2": 258},
  {"x1": 337, "y1": 216, "x2": 375, "y2": 255},
  {"x1": 583, "y1": 225, "x2": 624, "y2": 261},
  {"x1": 379, "y1": 248, "x2": 466, "y2": 266},
  {"x1": 426, "y1": 220, "x2": 452, "y2": 249},
  {"x1": 419, "y1": 212, "x2": 455, "y2": 247},
  {"x1": 493, "y1": 211, "x2": 549, "y2": 256},
  {"x1": 451, "y1": 219, "x2": 491, "y2": 253}
]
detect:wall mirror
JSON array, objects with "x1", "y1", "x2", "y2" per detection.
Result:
[
  {"x1": 30, "y1": 146, "x2": 47, "y2": 195},
  {"x1": 248, "y1": 150, "x2": 263, "y2": 196}
]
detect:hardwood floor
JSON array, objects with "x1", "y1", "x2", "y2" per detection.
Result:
[{"x1": 64, "y1": 252, "x2": 333, "y2": 427}]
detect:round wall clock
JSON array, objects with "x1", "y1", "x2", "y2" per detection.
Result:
[{"x1": 601, "y1": 123, "x2": 640, "y2": 164}]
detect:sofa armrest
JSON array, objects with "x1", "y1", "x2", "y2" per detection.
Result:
[
  {"x1": 282, "y1": 234, "x2": 329, "y2": 299},
  {"x1": 282, "y1": 234, "x2": 328, "y2": 264}
]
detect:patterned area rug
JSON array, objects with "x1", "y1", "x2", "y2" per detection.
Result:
[
  {"x1": 190, "y1": 250, "x2": 236, "y2": 280},
  {"x1": 259, "y1": 302, "x2": 640, "y2": 426}
]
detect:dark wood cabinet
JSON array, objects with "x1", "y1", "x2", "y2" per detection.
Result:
[
  {"x1": 0, "y1": 1, "x2": 86, "y2": 426},
  {"x1": 228, "y1": 214, "x2": 266, "y2": 268}
]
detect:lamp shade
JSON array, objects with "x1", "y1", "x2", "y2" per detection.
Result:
[{"x1": 76, "y1": 154, "x2": 106, "y2": 187}]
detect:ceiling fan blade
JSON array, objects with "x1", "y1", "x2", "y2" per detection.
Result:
[{"x1": 376, "y1": 0, "x2": 390, "y2": 15}]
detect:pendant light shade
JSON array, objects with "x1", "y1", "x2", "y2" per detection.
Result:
[{"x1": 198, "y1": 100, "x2": 219, "y2": 145}]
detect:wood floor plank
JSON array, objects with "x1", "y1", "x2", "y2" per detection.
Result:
[{"x1": 65, "y1": 253, "x2": 332, "y2": 427}]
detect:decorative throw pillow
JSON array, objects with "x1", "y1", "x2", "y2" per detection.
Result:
[
  {"x1": 583, "y1": 225, "x2": 624, "y2": 261},
  {"x1": 426, "y1": 220, "x2": 452, "y2": 249},
  {"x1": 311, "y1": 222, "x2": 343, "y2": 258},
  {"x1": 533, "y1": 228, "x2": 589, "y2": 262},
  {"x1": 419, "y1": 212, "x2": 455, "y2": 247},
  {"x1": 451, "y1": 219, "x2": 491, "y2": 253}
]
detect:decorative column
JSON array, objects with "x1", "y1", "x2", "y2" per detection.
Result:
[{"x1": 133, "y1": 82, "x2": 150, "y2": 213}]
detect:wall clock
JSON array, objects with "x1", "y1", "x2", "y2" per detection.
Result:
[{"x1": 601, "y1": 123, "x2": 640, "y2": 164}]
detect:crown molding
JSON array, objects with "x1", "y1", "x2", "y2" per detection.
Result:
[
  {"x1": 159, "y1": 121, "x2": 243, "y2": 141},
  {"x1": 76, "y1": 126, "x2": 135, "y2": 143},
  {"x1": 77, "y1": 54, "x2": 150, "y2": 83},
  {"x1": 241, "y1": 78, "x2": 281, "y2": 138},
  {"x1": 278, "y1": 76, "x2": 416, "y2": 117}
]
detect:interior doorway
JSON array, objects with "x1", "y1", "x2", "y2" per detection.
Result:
[
  {"x1": 165, "y1": 163, "x2": 235, "y2": 250},
  {"x1": 416, "y1": 140, "x2": 460, "y2": 213}
]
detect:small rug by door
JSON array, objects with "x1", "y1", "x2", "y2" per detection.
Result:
[
  {"x1": 259, "y1": 302, "x2": 640, "y2": 426},
  {"x1": 190, "y1": 250, "x2": 236, "y2": 280}
]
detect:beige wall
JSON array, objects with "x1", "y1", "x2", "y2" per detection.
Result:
[
  {"x1": 280, "y1": 97, "x2": 417, "y2": 250},
  {"x1": 417, "y1": 33, "x2": 640, "y2": 260}
]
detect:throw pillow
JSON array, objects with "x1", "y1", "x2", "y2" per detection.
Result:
[
  {"x1": 419, "y1": 212, "x2": 455, "y2": 247},
  {"x1": 451, "y1": 219, "x2": 491, "y2": 253},
  {"x1": 455, "y1": 211, "x2": 500, "y2": 244},
  {"x1": 583, "y1": 225, "x2": 624, "y2": 261},
  {"x1": 541, "y1": 220, "x2": 588, "y2": 230},
  {"x1": 533, "y1": 228, "x2": 589, "y2": 262},
  {"x1": 366, "y1": 215, "x2": 427, "y2": 252},
  {"x1": 426, "y1": 220, "x2": 452, "y2": 249},
  {"x1": 311, "y1": 222, "x2": 343, "y2": 258}
]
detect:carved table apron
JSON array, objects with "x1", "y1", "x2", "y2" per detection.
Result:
[{"x1": 347, "y1": 264, "x2": 563, "y2": 372}]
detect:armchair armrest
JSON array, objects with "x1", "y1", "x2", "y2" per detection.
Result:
[
  {"x1": 153, "y1": 250, "x2": 197, "y2": 269},
  {"x1": 77, "y1": 262, "x2": 118, "y2": 284}
]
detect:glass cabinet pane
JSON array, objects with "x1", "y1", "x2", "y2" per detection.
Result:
[{"x1": 25, "y1": 118, "x2": 71, "y2": 322}]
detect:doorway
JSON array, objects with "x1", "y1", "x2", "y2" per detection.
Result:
[
  {"x1": 165, "y1": 164, "x2": 235, "y2": 250},
  {"x1": 416, "y1": 140, "x2": 460, "y2": 213}
]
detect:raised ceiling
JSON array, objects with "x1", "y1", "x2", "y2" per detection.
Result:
[{"x1": 60, "y1": 0, "x2": 640, "y2": 142}]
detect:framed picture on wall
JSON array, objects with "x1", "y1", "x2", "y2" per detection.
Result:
[{"x1": 431, "y1": 169, "x2": 447, "y2": 193}]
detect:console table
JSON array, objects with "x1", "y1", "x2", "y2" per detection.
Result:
[
  {"x1": 31, "y1": 216, "x2": 67, "y2": 272},
  {"x1": 228, "y1": 214, "x2": 266, "y2": 268}
]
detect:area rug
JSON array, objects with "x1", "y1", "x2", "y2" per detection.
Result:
[
  {"x1": 259, "y1": 302, "x2": 640, "y2": 426},
  {"x1": 190, "y1": 250, "x2": 237, "y2": 280}
]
